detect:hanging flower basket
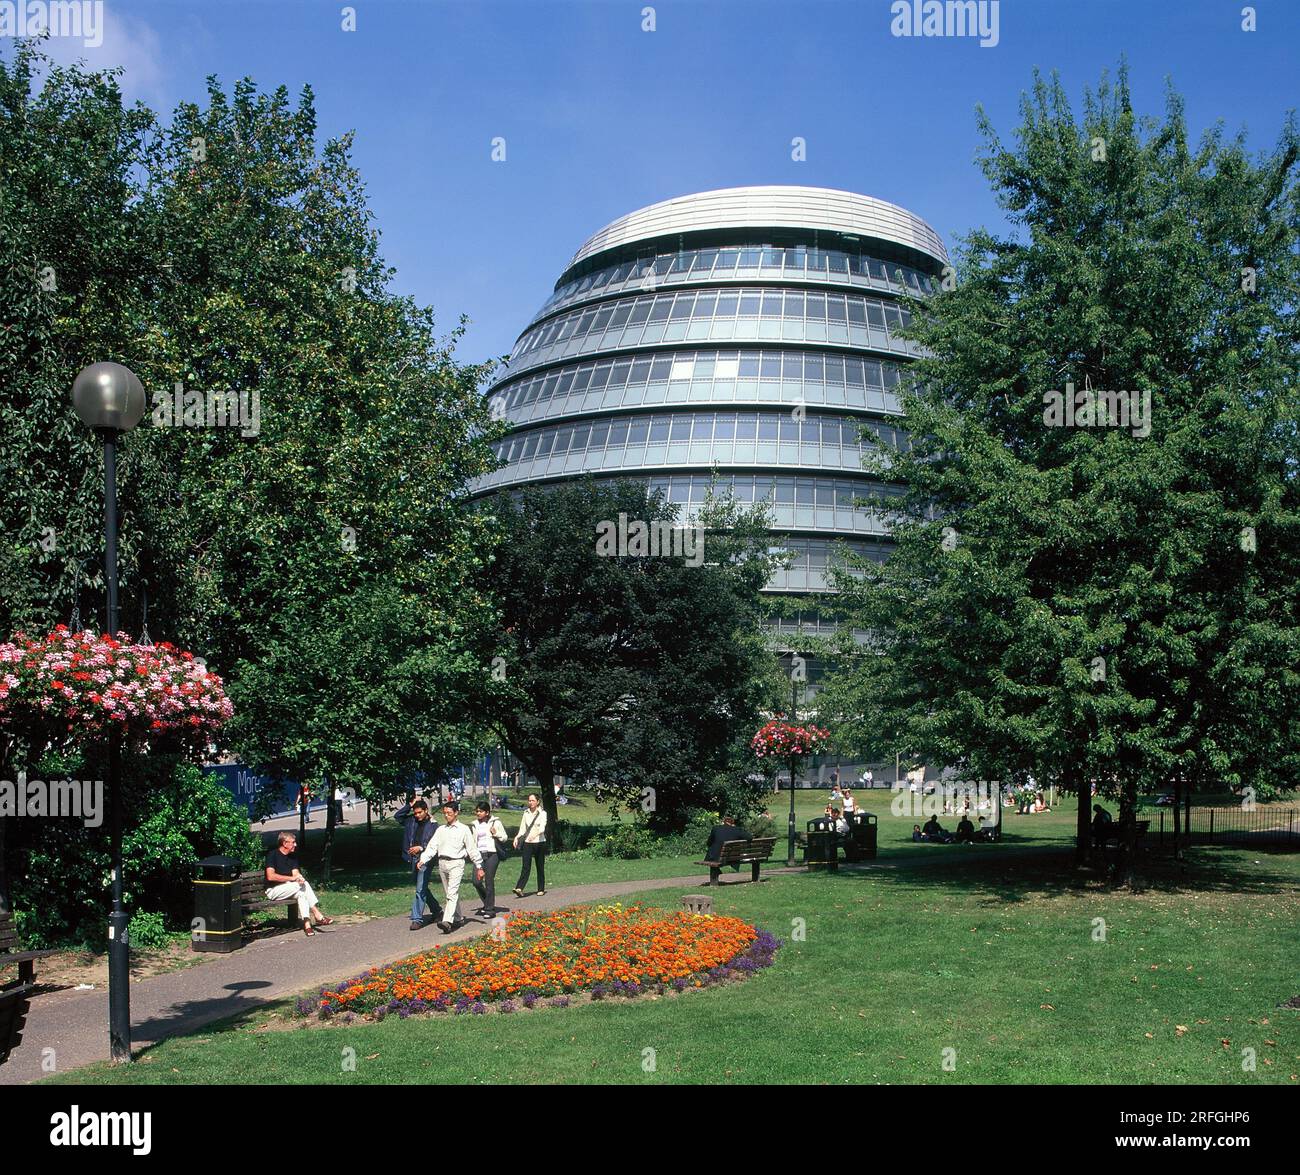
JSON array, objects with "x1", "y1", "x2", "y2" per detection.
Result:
[
  {"x1": 0, "y1": 625, "x2": 232, "y2": 750},
  {"x1": 751, "y1": 719, "x2": 831, "y2": 759}
]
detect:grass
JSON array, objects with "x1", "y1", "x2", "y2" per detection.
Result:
[{"x1": 48, "y1": 840, "x2": 1299, "y2": 1085}]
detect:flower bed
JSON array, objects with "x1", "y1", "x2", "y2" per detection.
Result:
[{"x1": 306, "y1": 903, "x2": 780, "y2": 1021}]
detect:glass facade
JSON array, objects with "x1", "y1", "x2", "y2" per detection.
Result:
[{"x1": 470, "y1": 186, "x2": 947, "y2": 601}]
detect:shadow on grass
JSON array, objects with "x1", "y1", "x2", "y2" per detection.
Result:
[{"x1": 818, "y1": 842, "x2": 1299, "y2": 904}]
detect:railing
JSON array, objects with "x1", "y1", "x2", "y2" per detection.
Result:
[{"x1": 1156, "y1": 806, "x2": 1299, "y2": 847}]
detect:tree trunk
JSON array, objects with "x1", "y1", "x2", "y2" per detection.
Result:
[
  {"x1": 0, "y1": 734, "x2": 12, "y2": 915},
  {"x1": 1072, "y1": 765, "x2": 1091, "y2": 868},
  {"x1": 1117, "y1": 780, "x2": 1139, "y2": 890},
  {"x1": 322, "y1": 776, "x2": 336, "y2": 882},
  {"x1": 1172, "y1": 776, "x2": 1182, "y2": 860}
]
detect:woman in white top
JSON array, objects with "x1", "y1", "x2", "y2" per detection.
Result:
[
  {"x1": 470, "y1": 800, "x2": 509, "y2": 916},
  {"x1": 842, "y1": 787, "x2": 857, "y2": 816},
  {"x1": 512, "y1": 793, "x2": 549, "y2": 897}
]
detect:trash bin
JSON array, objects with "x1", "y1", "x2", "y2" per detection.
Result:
[
  {"x1": 192, "y1": 855, "x2": 244, "y2": 954},
  {"x1": 845, "y1": 812, "x2": 878, "y2": 860},
  {"x1": 804, "y1": 819, "x2": 838, "y2": 870}
]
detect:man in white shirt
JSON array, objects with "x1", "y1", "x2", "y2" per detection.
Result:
[{"x1": 418, "y1": 802, "x2": 485, "y2": 932}]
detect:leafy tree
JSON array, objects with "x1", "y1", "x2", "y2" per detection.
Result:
[
  {"x1": 1, "y1": 45, "x2": 503, "y2": 895},
  {"x1": 478, "y1": 478, "x2": 781, "y2": 835},
  {"x1": 823, "y1": 66, "x2": 1299, "y2": 882}
]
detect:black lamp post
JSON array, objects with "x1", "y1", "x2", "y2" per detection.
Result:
[
  {"x1": 787, "y1": 676, "x2": 799, "y2": 867},
  {"x1": 72, "y1": 361, "x2": 145, "y2": 1064}
]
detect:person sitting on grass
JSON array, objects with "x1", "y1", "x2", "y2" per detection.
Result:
[
  {"x1": 264, "y1": 831, "x2": 333, "y2": 936},
  {"x1": 921, "y1": 815, "x2": 952, "y2": 843},
  {"x1": 912, "y1": 823, "x2": 923, "y2": 842},
  {"x1": 1031, "y1": 793, "x2": 1051, "y2": 813},
  {"x1": 704, "y1": 813, "x2": 748, "y2": 871},
  {"x1": 955, "y1": 812, "x2": 976, "y2": 842}
]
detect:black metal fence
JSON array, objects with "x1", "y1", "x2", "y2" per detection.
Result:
[{"x1": 1155, "y1": 806, "x2": 1299, "y2": 848}]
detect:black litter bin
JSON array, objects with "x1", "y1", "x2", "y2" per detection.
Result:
[
  {"x1": 803, "y1": 818, "x2": 839, "y2": 871},
  {"x1": 843, "y1": 812, "x2": 878, "y2": 861},
  {"x1": 193, "y1": 855, "x2": 244, "y2": 953}
]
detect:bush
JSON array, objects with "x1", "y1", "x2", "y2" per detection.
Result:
[
  {"x1": 127, "y1": 910, "x2": 171, "y2": 952},
  {"x1": 581, "y1": 809, "x2": 719, "y2": 860},
  {"x1": 8, "y1": 753, "x2": 262, "y2": 948}
]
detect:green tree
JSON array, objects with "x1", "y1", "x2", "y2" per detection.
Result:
[
  {"x1": 1, "y1": 47, "x2": 503, "y2": 896},
  {"x1": 823, "y1": 66, "x2": 1299, "y2": 882},
  {"x1": 479, "y1": 478, "x2": 781, "y2": 835}
]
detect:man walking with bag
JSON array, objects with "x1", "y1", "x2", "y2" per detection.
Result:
[{"x1": 418, "y1": 801, "x2": 485, "y2": 933}]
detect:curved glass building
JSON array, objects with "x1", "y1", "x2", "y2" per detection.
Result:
[{"x1": 473, "y1": 185, "x2": 947, "y2": 635}]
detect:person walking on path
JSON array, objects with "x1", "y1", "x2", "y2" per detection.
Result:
[
  {"x1": 512, "y1": 792, "x2": 549, "y2": 897},
  {"x1": 469, "y1": 801, "x2": 509, "y2": 917},
  {"x1": 418, "y1": 802, "x2": 484, "y2": 933},
  {"x1": 264, "y1": 831, "x2": 333, "y2": 936},
  {"x1": 395, "y1": 796, "x2": 441, "y2": 930}
]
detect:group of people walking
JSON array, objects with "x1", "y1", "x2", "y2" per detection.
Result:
[{"x1": 263, "y1": 792, "x2": 551, "y2": 937}]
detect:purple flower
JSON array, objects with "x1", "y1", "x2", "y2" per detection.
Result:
[
  {"x1": 471, "y1": 1002, "x2": 486, "y2": 1015},
  {"x1": 549, "y1": 995, "x2": 570, "y2": 1008},
  {"x1": 409, "y1": 999, "x2": 428, "y2": 1015},
  {"x1": 343, "y1": 1012, "x2": 355, "y2": 1024},
  {"x1": 591, "y1": 984, "x2": 607, "y2": 1001},
  {"x1": 522, "y1": 993, "x2": 537, "y2": 1009},
  {"x1": 454, "y1": 997, "x2": 471, "y2": 1014},
  {"x1": 499, "y1": 1000, "x2": 516, "y2": 1014},
  {"x1": 295, "y1": 997, "x2": 315, "y2": 1017},
  {"x1": 432, "y1": 996, "x2": 451, "y2": 1012},
  {"x1": 672, "y1": 977, "x2": 688, "y2": 992}
]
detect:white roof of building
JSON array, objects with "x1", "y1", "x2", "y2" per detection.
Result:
[{"x1": 564, "y1": 185, "x2": 947, "y2": 273}]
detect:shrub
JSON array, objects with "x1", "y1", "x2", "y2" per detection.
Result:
[{"x1": 127, "y1": 910, "x2": 170, "y2": 952}]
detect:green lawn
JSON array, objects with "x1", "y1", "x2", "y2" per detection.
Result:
[{"x1": 52, "y1": 841, "x2": 1299, "y2": 1085}]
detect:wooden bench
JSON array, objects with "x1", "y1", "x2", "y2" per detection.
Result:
[
  {"x1": 1095, "y1": 819, "x2": 1150, "y2": 847},
  {"x1": 0, "y1": 910, "x2": 56, "y2": 1065},
  {"x1": 696, "y1": 837, "x2": 776, "y2": 886},
  {"x1": 240, "y1": 873, "x2": 301, "y2": 928}
]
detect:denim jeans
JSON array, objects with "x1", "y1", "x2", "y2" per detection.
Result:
[{"x1": 411, "y1": 864, "x2": 442, "y2": 922}]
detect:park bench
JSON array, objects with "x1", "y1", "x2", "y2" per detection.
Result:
[
  {"x1": 1094, "y1": 819, "x2": 1151, "y2": 850},
  {"x1": 0, "y1": 910, "x2": 56, "y2": 1065},
  {"x1": 697, "y1": 836, "x2": 776, "y2": 886},
  {"x1": 239, "y1": 872, "x2": 301, "y2": 928}
]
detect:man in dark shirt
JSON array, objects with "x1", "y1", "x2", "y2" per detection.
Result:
[
  {"x1": 394, "y1": 797, "x2": 441, "y2": 929},
  {"x1": 955, "y1": 813, "x2": 976, "y2": 842},
  {"x1": 921, "y1": 815, "x2": 951, "y2": 843},
  {"x1": 264, "y1": 831, "x2": 331, "y2": 934},
  {"x1": 704, "y1": 814, "x2": 748, "y2": 869}
]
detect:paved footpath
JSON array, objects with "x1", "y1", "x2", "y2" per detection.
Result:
[{"x1": 1, "y1": 869, "x2": 803, "y2": 1085}]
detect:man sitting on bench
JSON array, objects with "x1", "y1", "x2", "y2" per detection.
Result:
[
  {"x1": 265, "y1": 831, "x2": 333, "y2": 937},
  {"x1": 704, "y1": 813, "x2": 747, "y2": 870}
]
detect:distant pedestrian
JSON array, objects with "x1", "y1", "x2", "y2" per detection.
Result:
[
  {"x1": 418, "y1": 802, "x2": 484, "y2": 933},
  {"x1": 511, "y1": 793, "x2": 549, "y2": 897},
  {"x1": 470, "y1": 800, "x2": 509, "y2": 917},
  {"x1": 395, "y1": 797, "x2": 441, "y2": 930}
]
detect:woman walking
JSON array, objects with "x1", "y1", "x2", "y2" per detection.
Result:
[
  {"x1": 511, "y1": 793, "x2": 549, "y2": 897},
  {"x1": 470, "y1": 800, "x2": 509, "y2": 916}
]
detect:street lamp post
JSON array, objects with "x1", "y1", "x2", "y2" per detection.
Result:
[
  {"x1": 72, "y1": 362, "x2": 146, "y2": 1065},
  {"x1": 787, "y1": 677, "x2": 798, "y2": 867}
]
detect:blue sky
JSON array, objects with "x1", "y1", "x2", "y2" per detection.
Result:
[{"x1": 22, "y1": 0, "x2": 1300, "y2": 363}]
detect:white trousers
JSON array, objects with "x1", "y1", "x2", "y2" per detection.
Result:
[
  {"x1": 438, "y1": 858, "x2": 466, "y2": 922},
  {"x1": 266, "y1": 881, "x2": 317, "y2": 919}
]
